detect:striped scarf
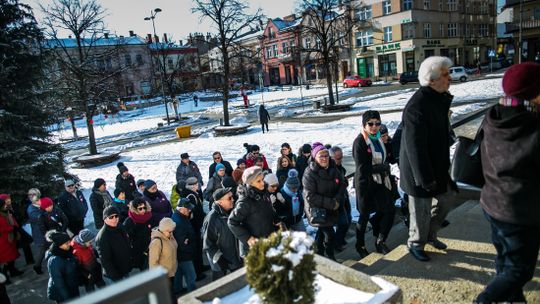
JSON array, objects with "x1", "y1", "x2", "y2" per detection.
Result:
[{"x1": 499, "y1": 96, "x2": 537, "y2": 113}]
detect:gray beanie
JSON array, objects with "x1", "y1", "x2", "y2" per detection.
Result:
[
  {"x1": 285, "y1": 169, "x2": 300, "y2": 190},
  {"x1": 76, "y1": 229, "x2": 96, "y2": 244},
  {"x1": 242, "y1": 166, "x2": 264, "y2": 185}
]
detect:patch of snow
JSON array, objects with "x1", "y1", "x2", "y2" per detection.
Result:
[{"x1": 271, "y1": 265, "x2": 285, "y2": 272}]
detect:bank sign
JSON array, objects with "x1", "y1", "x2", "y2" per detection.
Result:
[{"x1": 375, "y1": 43, "x2": 401, "y2": 54}]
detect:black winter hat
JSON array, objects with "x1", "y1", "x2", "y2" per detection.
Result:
[
  {"x1": 301, "y1": 143, "x2": 311, "y2": 154},
  {"x1": 380, "y1": 124, "x2": 389, "y2": 135},
  {"x1": 181, "y1": 153, "x2": 190, "y2": 159},
  {"x1": 113, "y1": 188, "x2": 124, "y2": 198},
  {"x1": 250, "y1": 144, "x2": 260, "y2": 152},
  {"x1": 362, "y1": 110, "x2": 381, "y2": 126},
  {"x1": 94, "y1": 178, "x2": 106, "y2": 189},
  {"x1": 237, "y1": 158, "x2": 246, "y2": 166},
  {"x1": 46, "y1": 230, "x2": 71, "y2": 247},
  {"x1": 213, "y1": 187, "x2": 232, "y2": 202},
  {"x1": 117, "y1": 162, "x2": 128, "y2": 174},
  {"x1": 103, "y1": 206, "x2": 119, "y2": 220}
]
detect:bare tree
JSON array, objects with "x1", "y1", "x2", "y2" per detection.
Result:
[
  {"x1": 41, "y1": 0, "x2": 124, "y2": 155},
  {"x1": 298, "y1": 0, "x2": 358, "y2": 105},
  {"x1": 192, "y1": 0, "x2": 263, "y2": 126}
]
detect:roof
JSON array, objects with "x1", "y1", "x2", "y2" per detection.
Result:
[
  {"x1": 272, "y1": 18, "x2": 302, "y2": 31},
  {"x1": 148, "y1": 43, "x2": 195, "y2": 50},
  {"x1": 45, "y1": 35, "x2": 147, "y2": 48}
]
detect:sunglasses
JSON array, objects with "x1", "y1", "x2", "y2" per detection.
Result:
[
  {"x1": 107, "y1": 214, "x2": 119, "y2": 219},
  {"x1": 137, "y1": 207, "x2": 147, "y2": 211},
  {"x1": 367, "y1": 122, "x2": 382, "y2": 127},
  {"x1": 269, "y1": 184, "x2": 279, "y2": 188},
  {"x1": 214, "y1": 156, "x2": 221, "y2": 160}
]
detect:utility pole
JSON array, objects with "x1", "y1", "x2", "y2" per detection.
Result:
[{"x1": 518, "y1": 0, "x2": 523, "y2": 63}]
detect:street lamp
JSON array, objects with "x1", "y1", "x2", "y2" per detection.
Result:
[{"x1": 144, "y1": 8, "x2": 171, "y2": 125}]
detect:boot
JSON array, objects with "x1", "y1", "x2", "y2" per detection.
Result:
[
  {"x1": 375, "y1": 236, "x2": 390, "y2": 255},
  {"x1": 355, "y1": 244, "x2": 369, "y2": 258},
  {"x1": 6, "y1": 262, "x2": 23, "y2": 277}
]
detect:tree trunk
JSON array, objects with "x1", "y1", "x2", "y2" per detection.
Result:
[
  {"x1": 69, "y1": 114, "x2": 78, "y2": 138},
  {"x1": 222, "y1": 51, "x2": 231, "y2": 126},
  {"x1": 324, "y1": 59, "x2": 335, "y2": 105},
  {"x1": 171, "y1": 94, "x2": 180, "y2": 120},
  {"x1": 86, "y1": 117, "x2": 98, "y2": 155}
]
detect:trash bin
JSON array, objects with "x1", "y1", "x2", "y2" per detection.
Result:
[
  {"x1": 313, "y1": 100, "x2": 321, "y2": 110},
  {"x1": 175, "y1": 125, "x2": 192, "y2": 138}
]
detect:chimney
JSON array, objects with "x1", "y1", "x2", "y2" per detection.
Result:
[
  {"x1": 146, "y1": 34, "x2": 152, "y2": 43},
  {"x1": 163, "y1": 33, "x2": 168, "y2": 43},
  {"x1": 104, "y1": 33, "x2": 108, "y2": 39},
  {"x1": 129, "y1": 30, "x2": 135, "y2": 37}
]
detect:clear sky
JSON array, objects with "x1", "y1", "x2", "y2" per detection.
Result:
[{"x1": 24, "y1": 0, "x2": 299, "y2": 42}]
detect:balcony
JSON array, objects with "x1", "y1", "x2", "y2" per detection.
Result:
[{"x1": 505, "y1": 18, "x2": 540, "y2": 33}]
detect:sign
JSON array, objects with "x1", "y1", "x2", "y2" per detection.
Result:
[
  {"x1": 375, "y1": 43, "x2": 401, "y2": 54},
  {"x1": 401, "y1": 18, "x2": 412, "y2": 24},
  {"x1": 488, "y1": 50, "x2": 496, "y2": 57}
]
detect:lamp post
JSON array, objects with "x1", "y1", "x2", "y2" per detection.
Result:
[{"x1": 144, "y1": 8, "x2": 171, "y2": 125}]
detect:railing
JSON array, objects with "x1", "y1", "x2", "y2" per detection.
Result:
[{"x1": 505, "y1": 18, "x2": 540, "y2": 33}]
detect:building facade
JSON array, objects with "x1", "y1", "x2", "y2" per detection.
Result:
[
  {"x1": 503, "y1": 0, "x2": 540, "y2": 63},
  {"x1": 150, "y1": 43, "x2": 201, "y2": 93}
]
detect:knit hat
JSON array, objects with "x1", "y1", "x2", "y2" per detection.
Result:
[
  {"x1": 213, "y1": 187, "x2": 232, "y2": 202},
  {"x1": 237, "y1": 158, "x2": 246, "y2": 166},
  {"x1": 301, "y1": 143, "x2": 312, "y2": 154},
  {"x1": 181, "y1": 153, "x2": 190, "y2": 159},
  {"x1": 143, "y1": 179, "x2": 156, "y2": 189},
  {"x1": 46, "y1": 230, "x2": 71, "y2": 247},
  {"x1": 285, "y1": 169, "x2": 300, "y2": 190},
  {"x1": 75, "y1": 229, "x2": 96, "y2": 244},
  {"x1": 117, "y1": 162, "x2": 129, "y2": 174},
  {"x1": 215, "y1": 163, "x2": 226, "y2": 173},
  {"x1": 362, "y1": 110, "x2": 381, "y2": 126},
  {"x1": 158, "y1": 217, "x2": 176, "y2": 232},
  {"x1": 136, "y1": 179, "x2": 146, "y2": 187},
  {"x1": 65, "y1": 179, "x2": 76, "y2": 187},
  {"x1": 311, "y1": 142, "x2": 327, "y2": 159},
  {"x1": 113, "y1": 188, "x2": 124, "y2": 198},
  {"x1": 40, "y1": 197, "x2": 54, "y2": 210},
  {"x1": 94, "y1": 178, "x2": 106, "y2": 189},
  {"x1": 380, "y1": 124, "x2": 388, "y2": 135},
  {"x1": 0, "y1": 194, "x2": 10, "y2": 201},
  {"x1": 177, "y1": 198, "x2": 195, "y2": 211},
  {"x1": 264, "y1": 173, "x2": 279, "y2": 186},
  {"x1": 502, "y1": 62, "x2": 540, "y2": 100},
  {"x1": 103, "y1": 206, "x2": 119, "y2": 220},
  {"x1": 185, "y1": 177, "x2": 198, "y2": 186},
  {"x1": 242, "y1": 166, "x2": 264, "y2": 185}
]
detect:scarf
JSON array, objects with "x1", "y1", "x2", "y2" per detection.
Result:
[
  {"x1": 128, "y1": 210, "x2": 153, "y2": 224},
  {"x1": 143, "y1": 189, "x2": 160, "y2": 200},
  {"x1": 363, "y1": 130, "x2": 392, "y2": 190},
  {"x1": 98, "y1": 190, "x2": 113, "y2": 208}
]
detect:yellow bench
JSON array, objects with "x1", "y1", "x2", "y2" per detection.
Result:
[{"x1": 175, "y1": 125, "x2": 191, "y2": 138}]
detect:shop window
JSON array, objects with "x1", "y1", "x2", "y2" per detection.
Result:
[{"x1": 424, "y1": 23, "x2": 432, "y2": 38}]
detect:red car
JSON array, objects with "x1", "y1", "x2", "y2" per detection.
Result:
[{"x1": 343, "y1": 76, "x2": 372, "y2": 87}]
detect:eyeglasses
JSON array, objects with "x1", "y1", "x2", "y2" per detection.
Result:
[
  {"x1": 107, "y1": 214, "x2": 119, "y2": 219},
  {"x1": 269, "y1": 184, "x2": 279, "y2": 188},
  {"x1": 214, "y1": 157, "x2": 221, "y2": 160},
  {"x1": 137, "y1": 207, "x2": 146, "y2": 211},
  {"x1": 367, "y1": 122, "x2": 382, "y2": 127},
  {"x1": 317, "y1": 155, "x2": 330, "y2": 159}
]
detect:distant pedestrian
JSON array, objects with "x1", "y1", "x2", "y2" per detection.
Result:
[
  {"x1": 142, "y1": 180, "x2": 172, "y2": 228},
  {"x1": 193, "y1": 94, "x2": 198, "y2": 107},
  {"x1": 475, "y1": 62, "x2": 540, "y2": 303},
  {"x1": 90, "y1": 178, "x2": 113, "y2": 230},
  {"x1": 149, "y1": 218, "x2": 178, "y2": 299},
  {"x1": 232, "y1": 159, "x2": 246, "y2": 184},
  {"x1": 115, "y1": 162, "x2": 137, "y2": 202},
  {"x1": 171, "y1": 201, "x2": 197, "y2": 293},
  {"x1": 241, "y1": 86, "x2": 249, "y2": 108},
  {"x1": 123, "y1": 198, "x2": 152, "y2": 271},
  {"x1": 175, "y1": 153, "x2": 204, "y2": 188},
  {"x1": 45, "y1": 231, "x2": 80, "y2": 303},
  {"x1": 208, "y1": 151, "x2": 234, "y2": 179},
  {"x1": 70, "y1": 229, "x2": 105, "y2": 292},
  {"x1": 56, "y1": 179, "x2": 88, "y2": 235},
  {"x1": 258, "y1": 104, "x2": 270, "y2": 133}
]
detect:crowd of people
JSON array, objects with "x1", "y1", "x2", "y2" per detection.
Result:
[{"x1": 0, "y1": 59, "x2": 538, "y2": 304}]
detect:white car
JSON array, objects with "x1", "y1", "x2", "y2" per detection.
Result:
[{"x1": 449, "y1": 66, "x2": 468, "y2": 82}]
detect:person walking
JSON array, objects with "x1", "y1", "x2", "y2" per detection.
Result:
[
  {"x1": 149, "y1": 217, "x2": 178, "y2": 300},
  {"x1": 70, "y1": 229, "x2": 105, "y2": 292},
  {"x1": 90, "y1": 178, "x2": 113, "y2": 230},
  {"x1": 123, "y1": 198, "x2": 152, "y2": 271},
  {"x1": 475, "y1": 62, "x2": 540, "y2": 303},
  {"x1": 399, "y1": 56, "x2": 457, "y2": 262},
  {"x1": 115, "y1": 162, "x2": 137, "y2": 202},
  {"x1": 303, "y1": 142, "x2": 346, "y2": 260},
  {"x1": 142, "y1": 180, "x2": 172, "y2": 228},
  {"x1": 208, "y1": 152, "x2": 234, "y2": 178},
  {"x1": 258, "y1": 104, "x2": 270, "y2": 133},
  {"x1": 56, "y1": 179, "x2": 88, "y2": 235},
  {"x1": 45, "y1": 231, "x2": 80, "y2": 303},
  {"x1": 171, "y1": 201, "x2": 197, "y2": 293}
]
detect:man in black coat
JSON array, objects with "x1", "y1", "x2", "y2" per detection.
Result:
[
  {"x1": 399, "y1": 56, "x2": 457, "y2": 262},
  {"x1": 203, "y1": 188, "x2": 242, "y2": 281},
  {"x1": 95, "y1": 206, "x2": 132, "y2": 283},
  {"x1": 208, "y1": 151, "x2": 234, "y2": 179},
  {"x1": 258, "y1": 104, "x2": 270, "y2": 133},
  {"x1": 57, "y1": 179, "x2": 88, "y2": 235},
  {"x1": 115, "y1": 162, "x2": 137, "y2": 202}
]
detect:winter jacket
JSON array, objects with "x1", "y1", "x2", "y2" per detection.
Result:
[
  {"x1": 123, "y1": 202, "x2": 152, "y2": 269},
  {"x1": 170, "y1": 184, "x2": 183, "y2": 210},
  {"x1": 176, "y1": 160, "x2": 203, "y2": 186},
  {"x1": 208, "y1": 160, "x2": 234, "y2": 179},
  {"x1": 232, "y1": 168, "x2": 244, "y2": 184},
  {"x1": 181, "y1": 189, "x2": 206, "y2": 232},
  {"x1": 142, "y1": 190, "x2": 172, "y2": 228},
  {"x1": 111, "y1": 198, "x2": 129, "y2": 224},
  {"x1": 57, "y1": 190, "x2": 88, "y2": 223},
  {"x1": 149, "y1": 228, "x2": 178, "y2": 277},
  {"x1": 0, "y1": 211, "x2": 19, "y2": 263},
  {"x1": 115, "y1": 173, "x2": 137, "y2": 202},
  {"x1": 276, "y1": 186, "x2": 305, "y2": 229},
  {"x1": 276, "y1": 168, "x2": 291, "y2": 188},
  {"x1": 302, "y1": 160, "x2": 346, "y2": 227},
  {"x1": 228, "y1": 185, "x2": 277, "y2": 256},
  {"x1": 90, "y1": 188, "x2": 114, "y2": 229},
  {"x1": 399, "y1": 86, "x2": 453, "y2": 197},
  {"x1": 245, "y1": 153, "x2": 270, "y2": 170},
  {"x1": 295, "y1": 155, "x2": 310, "y2": 181},
  {"x1": 204, "y1": 173, "x2": 224, "y2": 203},
  {"x1": 95, "y1": 224, "x2": 132, "y2": 281},
  {"x1": 38, "y1": 207, "x2": 69, "y2": 233},
  {"x1": 203, "y1": 203, "x2": 242, "y2": 272},
  {"x1": 71, "y1": 239, "x2": 103, "y2": 285},
  {"x1": 46, "y1": 246, "x2": 80, "y2": 302},
  {"x1": 258, "y1": 105, "x2": 270, "y2": 124},
  {"x1": 171, "y1": 211, "x2": 196, "y2": 262},
  {"x1": 27, "y1": 204, "x2": 46, "y2": 245},
  {"x1": 480, "y1": 104, "x2": 540, "y2": 226}
]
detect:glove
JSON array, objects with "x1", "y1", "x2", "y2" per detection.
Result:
[
  {"x1": 270, "y1": 195, "x2": 276, "y2": 204},
  {"x1": 372, "y1": 163, "x2": 390, "y2": 175},
  {"x1": 422, "y1": 181, "x2": 438, "y2": 192},
  {"x1": 333, "y1": 200, "x2": 340, "y2": 210},
  {"x1": 276, "y1": 192, "x2": 285, "y2": 204}
]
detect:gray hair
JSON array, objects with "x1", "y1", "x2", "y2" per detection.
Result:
[
  {"x1": 328, "y1": 146, "x2": 342, "y2": 157},
  {"x1": 418, "y1": 56, "x2": 453, "y2": 86}
]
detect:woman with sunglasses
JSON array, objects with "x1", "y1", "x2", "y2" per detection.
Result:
[
  {"x1": 353, "y1": 110, "x2": 395, "y2": 258},
  {"x1": 124, "y1": 198, "x2": 153, "y2": 270}
]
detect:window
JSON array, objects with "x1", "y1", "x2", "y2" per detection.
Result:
[
  {"x1": 316, "y1": 38, "x2": 321, "y2": 49},
  {"x1": 355, "y1": 29, "x2": 374, "y2": 47},
  {"x1": 357, "y1": 5, "x2": 372, "y2": 20},
  {"x1": 447, "y1": 23, "x2": 458, "y2": 37},
  {"x1": 447, "y1": 0, "x2": 457, "y2": 11},
  {"x1": 465, "y1": 24, "x2": 471, "y2": 37},
  {"x1": 403, "y1": 24, "x2": 416, "y2": 39},
  {"x1": 268, "y1": 27, "x2": 275, "y2": 39},
  {"x1": 423, "y1": 0, "x2": 430, "y2": 10},
  {"x1": 124, "y1": 54, "x2": 132, "y2": 66},
  {"x1": 383, "y1": 1, "x2": 391, "y2": 15},
  {"x1": 479, "y1": 24, "x2": 488, "y2": 37},
  {"x1": 266, "y1": 46, "x2": 272, "y2": 58},
  {"x1": 423, "y1": 23, "x2": 432, "y2": 38},
  {"x1": 282, "y1": 42, "x2": 289, "y2": 54},
  {"x1": 480, "y1": 2, "x2": 488, "y2": 14},
  {"x1": 167, "y1": 58, "x2": 174, "y2": 69},
  {"x1": 304, "y1": 38, "x2": 312, "y2": 49},
  {"x1": 439, "y1": 0, "x2": 443, "y2": 11},
  {"x1": 272, "y1": 44, "x2": 278, "y2": 57},
  {"x1": 535, "y1": 7, "x2": 540, "y2": 19},
  {"x1": 402, "y1": 0, "x2": 412, "y2": 10},
  {"x1": 384, "y1": 26, "x2": 392, "y2": 42},
  {"x1": 440, "y1": 23, "x2": 445, "y2": 37}
]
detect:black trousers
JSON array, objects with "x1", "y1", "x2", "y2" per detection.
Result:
[
  {"x1": 355, "y1": 184, "x2": 395, "y2": 247},
  {"x1": 261, "y1": 123, "x2": 269, "y2": 133},
  {"x1": 476, "y1": 211, "x2": 540, "y2": 303},
  {"x1": 315, "y1": 226, "x2": 336, "y2": 260}
]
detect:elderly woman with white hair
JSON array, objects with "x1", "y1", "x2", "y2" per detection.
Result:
[{"x1": 399, "y1": 56, "x2": 458, "y2": 262}]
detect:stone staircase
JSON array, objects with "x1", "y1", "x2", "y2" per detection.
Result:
[{"x1": 338, "y1": 201, "x2": 540, "y2": 303}]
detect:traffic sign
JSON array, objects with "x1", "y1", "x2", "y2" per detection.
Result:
[{"x1": 488, "y1": 50, "x2": 496, "y2": 57}]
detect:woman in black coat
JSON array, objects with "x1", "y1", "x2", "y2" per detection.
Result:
[
  {"x1": 302, "y1": 143, "x2": 346, "y2": 260},
  {"x1": 115, "y1": 162, "x2": 137, "y2": 202},
  {"x1": 258, "y1": 104, "x2": 270, "y2": 133},
  {"x1": 123, "y1": 198, "x2": 152, "y2": 270}
]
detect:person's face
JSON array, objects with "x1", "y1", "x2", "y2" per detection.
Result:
[
  {"x1": 28, "y1": 192, "x2": 39, "y2": 203},
  {"x1": 66, "y1": 184, "x2": 76, "y2": 193},
  {"x1": 364, "y1": 119, "x2": 381, "y2": 135},
  {"x1": 315, "y1": 151, "x2": 330, "y2": 168},
  {"x1": 332, "y1": 150, "x2": 343, "y2": 166},
  {"x1": 179, "y1": 207, "x2": 191, "y2": 217},
  {"x1": 118, "y1": 192, "x2": 126, "y2": 200},
  {"x1": 162, "y1": 229, "x2": 172, "y2": 238},
  {"x1": 281, "y1": 158, "x2": 289, "y2": 168},
  {"x1": 218, "y1": 193, "x2": 234, "y2": 211},
  {"x1": 138, "y1": 184, "x2": 145, "y2": 192},
  {"x1": 239, "y1": 163, "x2": 246, "y2": 170},
  {"x1": 136, "y1": 204, "x2": 147, "y2": 214},
  {"x1": 60, "y1": 241, "x2": 71, "y2": 251},
  {"x1": 148, "y1": 184, "x2": 158, "y2": 193},
  {"x1": 84, "y1": 241, "x2": 92, "y2": 247},
  {"x1": 430, "y1": 67, "x2": 451, "y2": 93},
  {"x1": 45, "y1": 205, "x2": 54, "y2": 213},
  {"x1": 268, "y1": 183, "x2": 279, "y2": 193},
  {"x1": 303, "y1": 151, "x2": 311, "y2": 158},
  {"x1": 4, "y1": 198, "x2": 11, "y2": 207},
  {"x1": 252, "y1": 150, "x2": 260, "y2": 156},
  {"x1": 530, "y1": 93, "x2": 540, "y2": 105},
  {"x1": 104, "y1": 214, "x2": 119, "y2": 227},
  {"x1": 255, "y1": 160, "x2": 264, "y2": 167},
  {"x1": 98, "y1": 183, "x2": 107, "y2": 192},
  {"x1": 182, "y1": 158, "x2": 190, "y2": 165},
  {"x1": 381, "y1": 133, "x2": 389, "y2": 143},
  {"x1": 122, "y1": 171, "x2": 130, "y2": 178},
  {"x1": 217, "y1": 168, "x2": 226, "y2": 177},
  {"x1": 250, "y1": 174, "x2": 265, "y2": 191},
  {"x1": 213, "y1": 154, "x2": 222, "y2": 163},
  {"x1": 281, "y1": 146, "x2": 291, "y2": 156}
]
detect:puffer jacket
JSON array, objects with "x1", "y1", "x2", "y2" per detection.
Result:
[
  {"x1": 149, "y1": 228, "x2": 178, "y2": 277},
  {"x1": 302, "y1": 160, "x2": 346, "y2": 227},
  {"x1": 46, "y1": 246, "x2": 80, "y2": 302},
  {"x1": 90, "y1": 188, "x2": 114, "y2": 229},
  {"x1": 95, "y1": 224, "x2": 133, "y2": 281},
  {"x1": 142, "y1": 189, "x2": 172, "y2": 228}
]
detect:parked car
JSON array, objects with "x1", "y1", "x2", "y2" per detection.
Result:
[
  {"x1": 399, "y1": 71, "x2": 419, "y2": 85},
  {"x1": 343, "y1": 76, "x2": 372, "y2": 87},
  {"x1": 449, "y1": 66, "x2": 468, "y2": 82}
]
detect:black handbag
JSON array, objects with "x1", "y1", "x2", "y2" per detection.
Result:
[
  {"x1": 451, "y1": 126, "x2": 485, "y2": 188},
  {"x1": 310, "y1": 207, "x2": 327, "y2": 225}
]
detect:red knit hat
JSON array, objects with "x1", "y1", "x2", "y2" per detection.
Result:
[
  {"x1": 0, "y1": 194, "x2": 10, "y2": 201},
  {"x1": 40, "y1": 197, "x2": 54, "y2": 210},
  {"x1": 502, "y1": 62, "x2": 540, "y2": 100}
]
